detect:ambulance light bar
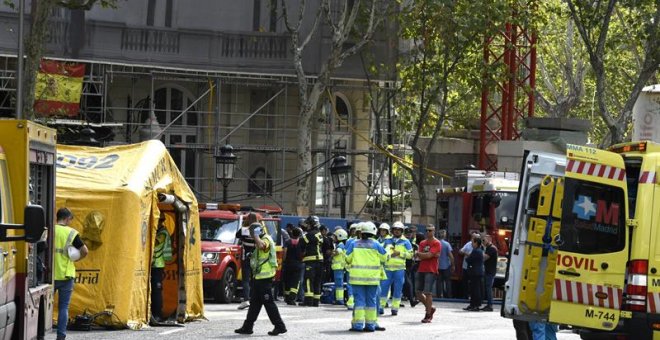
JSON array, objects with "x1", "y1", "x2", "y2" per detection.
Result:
[{"x1": 609, "y1": 142, "x2": 647, "y2": 154}]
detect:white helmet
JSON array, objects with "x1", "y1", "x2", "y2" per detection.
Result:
[
  {"x1": 334, "y1": 229, "x2": 348, "y2": 241},
  {"x1": 361, "y1": 221, "x2": 377, "y2": 236},
  {"x1": 67, "y1": 246, "x2": 82, "y2": 262},
  {"x1": 349, "y1": 223, "x2": 359, "y2": 231},
  {"x1": 391, "y1": 221, "x2": 405, "y2": 231},
  {"x1": 378, "y1": 223, "x2": 390, "y2": 232}
]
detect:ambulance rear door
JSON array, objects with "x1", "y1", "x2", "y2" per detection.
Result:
[
  {"x1": 549, "y1": 145, "x2": 629, "y2": 330},
  {"x1": 503, "y1": 150, "x2": 566, "y2": 321}
]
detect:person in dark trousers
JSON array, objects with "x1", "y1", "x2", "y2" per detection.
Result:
[
  {"x1": 283, "y1": 225, "x2": 304, "y2": 305},
  {"x1": 236, "y1": 212, "x2": 259, "y2": 310},
  {"x1": 300, "y1": 215, "x2": 324, "y2": 306},
  {"x1": 273, "y1": 225, "x2": 291, "y2": 300},
  {"x1": 319, "y1": 225, "x2": 335, "y2": 283},
  {"x1": 151, "y1": 215, "x2": 173, "y2": 323},
  {"x1": 482, "y1": 235, "x2": 498, "y2": 311},
  {"x1": 464, "y1": 236, "x2": 484, "y2": 311},
  {"x1": 402, "y1": 226, "x2": 419, "y2": 307},
  {"x1": 513, "y1": 320, "x2": 533, "y2": 340},
  {"x1": 235, "y1": 222, "x2": 287, "y2": 336}
]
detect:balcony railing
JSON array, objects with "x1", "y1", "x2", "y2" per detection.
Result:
[
  {"x1": 218, "y1": 32, "x2": 289, "y2": 60},
  {"x1": 121, "y1": 28, "x2": 180, "y2": 54},
  {"x1": 118, "y1": 25, "x2": 290, "y2": 63}
]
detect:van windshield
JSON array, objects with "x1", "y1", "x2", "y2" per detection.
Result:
[
  {"x1": 200, "y1": 218, "x2": 239, "y2": 243},
  {"x1": 560, "y1": 178, "x2": 626, "y2": 254}
]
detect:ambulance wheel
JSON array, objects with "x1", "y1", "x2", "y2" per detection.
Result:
[{"x1": 215, "y1": 267, "x2": 236, "y2": 303}]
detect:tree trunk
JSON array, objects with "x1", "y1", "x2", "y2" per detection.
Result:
[
  {"x1": 23, "y1": 0, "x2": 56, "y2": 119},
  {"x1": 295, "y1": 83, "x2": 323, "y2": 216}
]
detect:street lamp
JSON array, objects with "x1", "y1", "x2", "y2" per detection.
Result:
[
  {"x1": 215, "y1": 144, "x2": 237, "y2": 203},
  {"x1": 330, "y1": 155, "x2": 352, "y2": 218}
]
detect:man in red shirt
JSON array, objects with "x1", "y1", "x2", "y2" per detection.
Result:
[{"x1": 415, "y1": 224, "x2": 441, "y2": 323}]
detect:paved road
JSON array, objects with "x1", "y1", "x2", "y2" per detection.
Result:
[{"x1": 46, "y1": 300, "x2": 581, "y2": 339}]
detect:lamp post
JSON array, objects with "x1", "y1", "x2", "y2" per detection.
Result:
[
  {"x1": 330, "y1": 155, "x2": 352, "y2": 218},
  {"x1": 215, "y1": 144, "x2": 237, "y2": 203}
]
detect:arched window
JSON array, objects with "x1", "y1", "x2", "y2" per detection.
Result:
[
  {"x1": 154, "y1": 86, "x2": 199, "y2": 189},
  {"x1": 248, "y1": 167, "x2": 273, "y2": 196}
]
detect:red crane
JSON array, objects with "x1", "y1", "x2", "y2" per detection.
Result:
[{"x1": 479, "y1": 10, "x2": 537, "y2": 170}]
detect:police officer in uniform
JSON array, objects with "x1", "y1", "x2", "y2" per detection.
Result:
[
  {"x1": 300, "y1": 215, "x2": 324, "y2": 306},
  {"x1": 235, "y1": 223, "x2": 287, "y2": 336}
]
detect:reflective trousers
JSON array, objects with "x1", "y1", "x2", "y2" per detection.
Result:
[
  {"x1": 283, "y1": 262, "x2": 303, "y2": 302},
  {"x1": 303, "y1": 261, "x2": 323, "y2": 305},
  {"x1": 333, "y1": 270, "x2": 345, "y2": 303},
  {"x1": 346, "y1": 272, "x2": 354, "y2": 308},
  {"x1": 380, "y1": 269, "x2": 405, "y2": 311},
  {"x1": 529, "y1": 322, "x2": 558, "y2": 340},
  {"x1": 351, "y1": 285, "x2": 378, "y2": 331}
]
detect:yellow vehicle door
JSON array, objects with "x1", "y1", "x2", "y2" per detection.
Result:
[
  {"x1": 504, "y1": 150, "x2": 566, "y2": 321},
  {"x1": 549, "y1": 145, "x2": 629, "y2": 330}
]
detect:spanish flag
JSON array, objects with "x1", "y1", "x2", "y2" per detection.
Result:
[{"x1": 33, "y1": 60, "x2": 85, "y2": 117}]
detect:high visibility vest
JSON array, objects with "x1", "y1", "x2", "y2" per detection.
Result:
[
  {"x1": 152, "y1": 227, "x2": 173, "y2": 268},
  {"x1": 54, "y1": 224, "x2": 78, "y2": 280},
  {"x1": 347, "y1": 239, "x2": 386, "y2": 286},
  {"x1": 251, "y1": 235, "x2": 277, "y2": 280},
  {"x1": 384, "y1": 236, "x2": 413, "y2": 271},
  {"x1": 378, "y1": 235, "x2": 391, "y2": 245},
  {"x1": 302, "y1": 229, "x2": 323, "y2": 262},
  {"x1": 331, "y1": 242, "x2": 347, "y2": 270}
]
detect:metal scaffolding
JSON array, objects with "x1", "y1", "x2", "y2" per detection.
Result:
[{"x1": 0, "y1": 54, "x2": 399, "y2": 216}]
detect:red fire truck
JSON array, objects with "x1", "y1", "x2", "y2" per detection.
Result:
[
  {"x1": 200, "y1": 203, "x2": 283, "y2": 303},
  {"x1": 436, "y1": 169, "x2": 519, "y2": 291}
]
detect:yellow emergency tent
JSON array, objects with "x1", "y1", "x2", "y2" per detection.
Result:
[{"x1": 55, "y1": 140, "x2": 204, "y2": 329}]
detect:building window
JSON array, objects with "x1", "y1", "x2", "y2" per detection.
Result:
[
  {"x1": 315, "y1": 92, "x2": 352, "y2": 212},
  {"x1": 248, "y1": 167, "x2": 273, "y2": 196},
  {"x1": 154, "y1": 86, "x2": 199, "y2": 190}
]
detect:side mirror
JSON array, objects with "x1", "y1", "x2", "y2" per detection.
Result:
[{"x1": 24, "y1": 205, "x2": 46, "y2": 243}]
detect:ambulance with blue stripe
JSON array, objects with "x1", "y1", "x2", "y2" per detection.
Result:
[{"x1": 503, "y1": 141, "x2": 660, "y2": 339}]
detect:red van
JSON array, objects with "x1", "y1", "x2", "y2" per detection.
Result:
[{"x1": 200, "y1": 203, "x2": 282, "y2": 303}]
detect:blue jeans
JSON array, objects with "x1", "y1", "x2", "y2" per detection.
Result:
[
  {"x1": 484, "y1": 273, "x2": 495, "y2": 306},
  {"x1": 55, "y1": 279, "x2": 74, "y2": 338}
]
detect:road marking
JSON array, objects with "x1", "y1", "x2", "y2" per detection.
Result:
[{"x1": 159, "y1": 328, "x2": 184, "y2": 335}]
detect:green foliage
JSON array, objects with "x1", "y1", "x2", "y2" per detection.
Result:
[
  {"x1": 535, "y1": 0, "x2": 658, "y2": 144},
  {"x1": 395, "y1": 0, "x2": 508, "y2": 138}
]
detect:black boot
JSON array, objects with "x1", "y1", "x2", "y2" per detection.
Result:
[
  {"x1": 268, "y1": 327, "x2": 287, "y2": 336},
  {"x1": 235, "y1": 323, "x2": 254, "y2": 335},
  {"x1": 312, "y1": 299, "x2": 319, "y2": 307}
]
